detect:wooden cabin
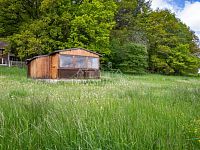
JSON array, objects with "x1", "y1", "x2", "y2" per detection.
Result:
[{"x1": 26, "y1": 48, "x2": 101, "y2": 79}]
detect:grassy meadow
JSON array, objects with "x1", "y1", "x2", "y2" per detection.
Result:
[{"x1": 0, "y1": 66, "x2": 200, "y2": 149}]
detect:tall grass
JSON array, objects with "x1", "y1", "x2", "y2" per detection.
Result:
[{"x1": 0, "y1": 66, "x2": 200, "y2": 149}]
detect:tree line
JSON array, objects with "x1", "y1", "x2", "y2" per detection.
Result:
[{"x1": 0, "y1": 0, "x2": 200, "y2": 75}]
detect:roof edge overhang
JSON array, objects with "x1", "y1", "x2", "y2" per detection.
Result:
[{"x1": 26, "y1": 48, "x2": 102, "y2": 64}]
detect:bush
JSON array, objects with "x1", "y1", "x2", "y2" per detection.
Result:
[
  {"x1": 111, "y1": 42, "x2": 148, "y2": 74},
  {"x1": 151, "y1": 44, "x2": 200, "y2": 75}
]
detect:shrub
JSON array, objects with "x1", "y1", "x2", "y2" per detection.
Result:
[{"x1": 111, "y1": 42, "x2": 148, "y2": 74}]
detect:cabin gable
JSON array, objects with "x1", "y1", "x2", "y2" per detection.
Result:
[{"x1": 59, "y1": 49, "x2": 99, "y2": 58}]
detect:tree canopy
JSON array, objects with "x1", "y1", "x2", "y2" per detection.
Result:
[
  {"x1": 0, "y1": 0, "x2": 199, "y2": 75},
  {"x1": 0, "y1": 0, "x2": 117, "y2": 58}
]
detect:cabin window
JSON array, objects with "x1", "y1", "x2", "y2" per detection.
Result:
[
  {"x1": 88, "y1": 57, "x2": 99, "y2": 69},
  {"x1": 75, "y1": 56, "x2": 87, "y2": 68},
  {"x1": 60, "y1": 55, "x2": 73, "y2": 68},
  {"x1": 60, "y1": 55, "x2": 99, "y2": 69}
]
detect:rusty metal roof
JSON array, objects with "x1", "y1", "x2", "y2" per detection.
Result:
[{"x1": 26, "y1": 48, "x2": 102, "y2": 64}]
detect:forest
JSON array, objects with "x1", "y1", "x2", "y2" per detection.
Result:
[{"x1": 0, "y1": 0, "x2": 200, "y2": 75}]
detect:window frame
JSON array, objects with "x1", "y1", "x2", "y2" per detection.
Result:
[
  {"x1": 59, "y1": 54, "x2": 99, "y2": 69},
  {"x1": 59, "y1": 55, "x2": 74, "y2": 68}
]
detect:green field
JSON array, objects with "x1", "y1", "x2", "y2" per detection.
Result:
[{"x1": 0, "y1": 66, "x2": 200, "y2": 149}]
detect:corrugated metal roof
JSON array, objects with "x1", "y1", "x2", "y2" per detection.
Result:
[{"x1": 26, "y1": 48, "x2": 102, "y2": 64}]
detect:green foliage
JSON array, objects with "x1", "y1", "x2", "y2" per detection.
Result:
[
  {"x1": 67, "y1": 0, "x2": 117, "y2": 54},
  {"x1": 151, "y1": 44, "x2": 200, "y2": 75},
  {"x1": 108, "y1": 0, "x2": 150, "y2": 74},
  {"x1": 110, "y1": 4, "x2": 200, "y2": 75},
  {"x1": 7, "y1": 17, "x2": 70, "y2": 59},
  {"x1": 111, "y1": 41, "x2": 148, "y2": 74},
  {"x1": 137, "y1": 10, "x2": 200, "y2": 75},
  {"x1": 169, "y1": 45, "x2": 200, "y2": 75},
  {"x1": 0, "y1": 0, "x2": 117, "y2": 59},
  {"x1": 115, "y1": 0, "x2": 151, "y2": 29}
]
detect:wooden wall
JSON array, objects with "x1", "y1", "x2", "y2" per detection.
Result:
[
  {"x1": 50, "y1": 54, "x2": 59, "y2": 79},
  {"x1": 28, "y1": 56, "x2": 50, "y2": 79}
]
